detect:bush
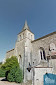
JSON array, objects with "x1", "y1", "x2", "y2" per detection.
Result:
[
  {"x1": 7, "y1": 66, "x2": 23, "y2": 83},
  {"x1": 7, "y1": 66, "x2": 17, "y2": 82},
  {"x1": 1, "y1": 56, "x2": 23, "y2": 83},
  {"x1": 1, "y1": 56, "x2": 19, "y2": 79},
  {"x1": 15, "y1": 67, "x2": 23, "y2": 83},
  {"x1": 7, "y1": 73, "x2": 14, "y2": 82},
  {"x1": 2, "y1": 56, "x2": 19, "y2": 71},
  {"x1": 0, "y1": 68, "x2": 5, "y2": 77}
]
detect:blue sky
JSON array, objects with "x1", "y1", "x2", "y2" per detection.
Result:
[{"x1": 0, "y1": 0, "x2": 56, "y2": 62}]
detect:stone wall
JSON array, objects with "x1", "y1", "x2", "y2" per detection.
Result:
[
  {"x1": 15, "y1": 39, "x2": 25, "y2": 69},
  {"x1": 6, "y1": 49, "x2": 15, "y2": 59},
  {"x1": 49, "y1": 59, "x2": 56, "y2": 74},
  {"x1": 32, "y1": 33, "x2": 56, "y2": 66}
]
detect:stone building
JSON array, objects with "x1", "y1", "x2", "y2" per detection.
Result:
[{"x1": 6, "y1": 21, "x2": 56, "y2": 82}]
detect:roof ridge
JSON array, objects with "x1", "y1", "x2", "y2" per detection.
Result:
[
  {"x1": 6, "y1": 48, "x2": 14, "y2": 53},
  {"x1": 32, "y1": 31, "x2": 56, "y2": 42}
]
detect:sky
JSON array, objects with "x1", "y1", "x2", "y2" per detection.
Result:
[{"x1": 0, "y1": 0, "x2": 56, "y2": 62}]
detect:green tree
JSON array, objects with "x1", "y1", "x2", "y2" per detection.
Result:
[
  {"x1": 1, "y1": 56, "x2": 23, "y2": 83},
  {"x1": 0, "y1": 62, "x2": 2, "y2": 68},
  {"x1": 2, "y1": 56, "x2": 19, "y2": 71},
  {"x1": 1, "y1": 56, "x2": 19, "y2": 79}
]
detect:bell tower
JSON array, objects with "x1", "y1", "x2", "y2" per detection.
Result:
[
  {"x1": 15, "y1": 21, "x2": 35, "y2": 82},
  {"x1": 17, "y1": 21, "x2": 34, "y2": 42}
]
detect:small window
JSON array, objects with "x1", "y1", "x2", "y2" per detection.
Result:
[
  {"x1": 40, "y1": 47, "x2": 46, "y2": 60},
  {"x1": 40, "y1": 51, "x2": 42, "y2": 60},
  {"x1": 20, "y1": 35, "x2": 21, "y2": 40},
  {"x1": 19, "y1": 55, "x2": 21, "y2": 58},
  {"x1": 19, "y1": 55, "x2": 22, "y2": 68},
  {"x1": 23, "y1": 33, "x2": 24, "y2": 39},
  {"x1": 28, "y1": 33, "x2": 30, "y2": 38},
  {"x1": 43, "y1": 50, "x2": 46, "y2": 60},
  {"x1": 31, "y1": 35, "x2": 32, "y2": 40}
]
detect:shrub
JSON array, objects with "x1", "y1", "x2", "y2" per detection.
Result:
[
  {"x1": 7, "y1": 66, "x2": 17, "y2": 82},
  {"x1": 7, "y1": 66, "x2": 23, "y2": 83},
  {"x1": 1, "y1": 56, "x2": 19, "y2": 79},
  {"x1": 2, "y1": 56, "x2": 19, "y2": 71},
  {"x1": 7, "y1": 73, "x2": 14, "y2": 82},
  {"x1": 15, "y1": 67, "x2": 23, "y2": 83},
  {"x1": 1, "y1": 56, "x2": 23, "y2": 83},
  {"x1": 0, "y1": 68, "x2": 5, "y2": 77}
]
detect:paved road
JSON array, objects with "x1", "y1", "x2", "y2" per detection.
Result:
[
  {"x1": 0, "y1": 78, "x2": 21, "y2": 85},
  {"x1": 0, "y1": 78, "x2": 31, "y2": 85}
]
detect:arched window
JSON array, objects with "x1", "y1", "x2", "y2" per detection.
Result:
[
  {"x1": 28, "y1": 33, "x2": 30, "y2": 39},
  {"x1": 40, "y1": 51, "x2": 42, "y2": 60},
  {"x1": 19, "y1": 55, "x2": 22, "y2": 68},
  {"x1": 20, "y1": 35, "x2": 21, "y2": 40},
  {"x1": 23, "y1": 33, "x2": 24, "y2": 39},
  {"x1": 40, "y1": 47, "x2": 46, "y2": 60},
  {"x1": 31, "y1": 35, "x2": 32, "y2": 40}
]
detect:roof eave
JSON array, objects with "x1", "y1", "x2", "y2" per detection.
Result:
[{"x1": 32, "y1": 31, "x2": 56, "y2": 43}]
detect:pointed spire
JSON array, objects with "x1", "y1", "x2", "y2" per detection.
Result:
[
  {"x1": 25, "y1": 20, "x2": 28, "y2": 28},
  {"x1": 22, "y1": 20, "x2": 30, "y2": 31},
  {"x1": 18, "y1": 20, "x2": 33, "y2": 35}
]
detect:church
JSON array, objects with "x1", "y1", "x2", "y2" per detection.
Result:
[{"x1": 5, "y1": 21, "x2": 56, "y2": 82}]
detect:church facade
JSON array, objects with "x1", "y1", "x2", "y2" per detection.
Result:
[{"x1": 6, "y1": 21, "x2": 56, "y2": 82}]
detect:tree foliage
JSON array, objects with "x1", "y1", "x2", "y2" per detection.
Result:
[
  {"x1": 0, "y1": 68, "x2": 5, "y2": 77},
  {"x1": 15, "y1": 67, "x2": 23, "y2": 83},
  {"x1": 0, "y1": 62, "x2": 2, "y2": 68},
  {"x1": 1, "y1": 56, "x2": 19, "y2": 71},
  {"x1": 1, "y1": 56, "x2": 19, "y2": 79},
  {"x1": 1, "y1": 56, "x2": 23, "y2": 83},
  {"x1": 7, "y1": 66, "x2": 17, "y2": 82},
  {"x1": 7, "y1": 66, "x2": 23, "y2": 83}
]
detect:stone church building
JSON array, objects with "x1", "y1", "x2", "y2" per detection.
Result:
[{"x1": 6, "y1": 21, "x2": 56, "y2": 82}]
